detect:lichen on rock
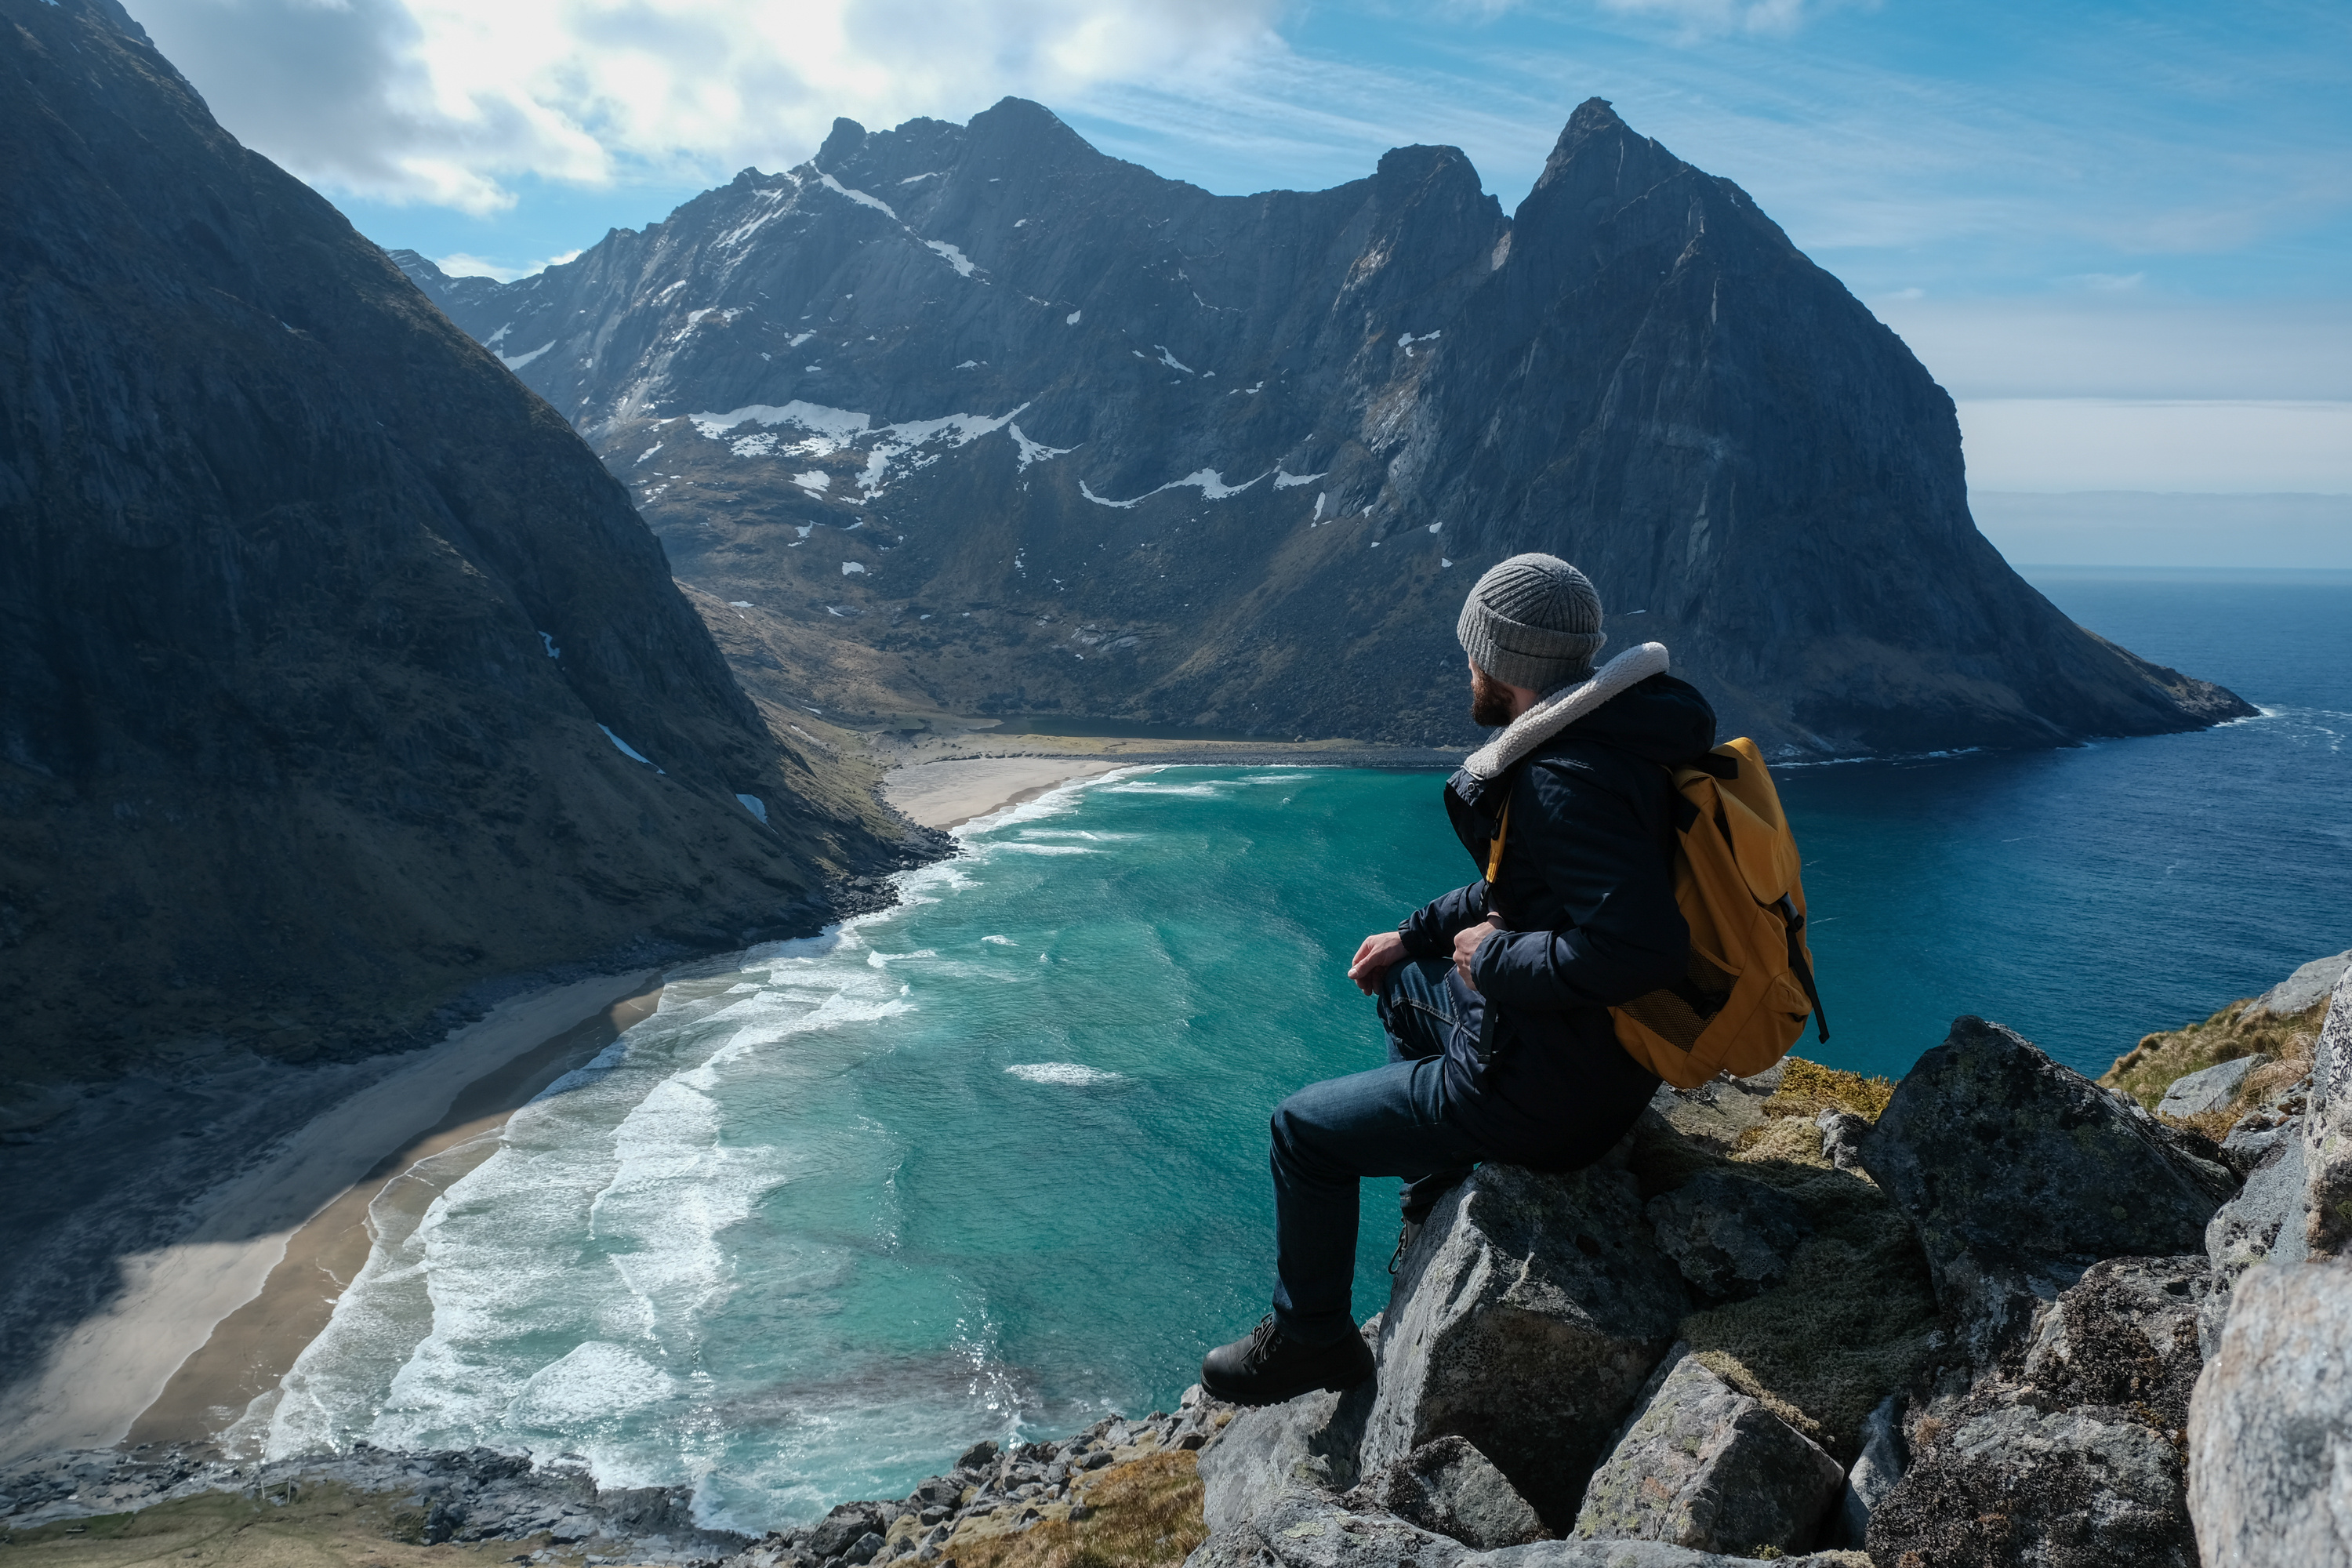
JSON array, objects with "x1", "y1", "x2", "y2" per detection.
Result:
[{"x1": 1573, "y1": 1346, "x2": 1844, "y2": 1555}]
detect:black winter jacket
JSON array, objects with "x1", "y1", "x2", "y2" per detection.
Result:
[{"x1": 1397, "y1": 673, "x2": 1718, "y2": 1165}]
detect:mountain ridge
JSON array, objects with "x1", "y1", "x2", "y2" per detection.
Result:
[{"x1": 397, "y1": 95, "x2": 2249, "y2": 755}]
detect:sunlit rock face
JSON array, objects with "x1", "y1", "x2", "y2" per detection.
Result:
[{"x1": 397, "y1": 97, "x2": 2250, "y2": 753}]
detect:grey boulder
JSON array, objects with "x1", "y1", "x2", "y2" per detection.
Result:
[
  {"x1": 1861, "y1": 1015, "x2": 2236, "y2": 1358},
  {"x1": 2246, "y1": 948, "x2": 2352, "y2": 1020},
  {"x1": 1356, "y1": 1436, "x2": 1547, "y2": 1550},
  {"x1": 1573, "y1": 1348, "x2": 1843, "y2": 1556},
  {"x1": 1644, "y1": 1170, "x2": 1807, "y2": 1301},
  {"x1": 1367, "y1": 1160, "x2": 1690, "y2": 1528},
  {"x1": 2302, "y1": 965, "x2": 2352, "y2": 1258},
  {"x1": 2187, "y1": 1260, "x2": 2352, "y2": 1566},
  {"x1": 1196, "y1": 1378, "x2": 1373, "y2": 1534},
  {"x1": 2158, "y1": 1054, "x2": 2256, "y2": 1119}
]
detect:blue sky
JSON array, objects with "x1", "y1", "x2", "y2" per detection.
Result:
[{"x1": 126, "y1": 0, "x2": 2351, "y2": 550}]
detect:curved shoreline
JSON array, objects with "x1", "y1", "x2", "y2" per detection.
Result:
[{"x1": 0, "y1": 971, "x2": 662, "y2": 1465}]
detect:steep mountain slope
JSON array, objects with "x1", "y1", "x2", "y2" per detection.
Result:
[
  {"x1": 401, "y1": 97, "x2": 2247, "y2": 753},
  {"x1": 0, "y1": 0, "x2": 907, "y2": 1081}
]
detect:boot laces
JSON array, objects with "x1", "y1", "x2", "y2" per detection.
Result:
[{"x1": 1241, "y1": 1313, "x2": 1283, "y2": 1369}]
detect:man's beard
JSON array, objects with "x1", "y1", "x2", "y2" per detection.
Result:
[{"x1": 1470, "y1": 667, "x2": 1515, "y2": 728}]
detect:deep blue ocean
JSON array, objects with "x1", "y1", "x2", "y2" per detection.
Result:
[{"x1": 238, "y1": 568, "x2": 2349, "y2": 1526}]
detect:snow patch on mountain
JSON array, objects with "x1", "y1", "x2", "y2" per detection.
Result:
[
  {"x1": 817, "y1": 171, "x2": 898, "y2": 220},
  {"x1": 924, "y1": 240, "x2": 980, "y2": 278}
]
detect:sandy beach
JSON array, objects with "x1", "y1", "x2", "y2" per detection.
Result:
[
  {"x1": 882, "y1": 740, "x2": 1465, "y2": 829},
  {"x1": 0, "y1": 970, "x2": 661, "y2": 1465},
  {"x1": 884, "y1": 756, "x2": 1128, "y2": 828}
]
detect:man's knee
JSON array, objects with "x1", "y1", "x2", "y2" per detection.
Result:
[{"x1": 1269, "y1": 1094, "x2": 1311, "y2": 1165}]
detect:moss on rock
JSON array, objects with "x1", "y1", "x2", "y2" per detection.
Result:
[
  {"x1": 948, "y1": 1450, "x2": 1207, "y2": 1568},
  {"x1": 1675, "y1": 1160, "x2": 1944, "y2": 1462},
  {"x1": 2100, "y1": 994, "x2": 2328, "y2": 1137}
]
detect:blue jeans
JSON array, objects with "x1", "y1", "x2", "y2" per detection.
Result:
[{"x1": 1268, "y1": 959, "x2": 1488, "y2": 1346}]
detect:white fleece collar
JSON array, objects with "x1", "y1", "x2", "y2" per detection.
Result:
[{"x1": 1461, "y1": 642, "x2": 1671, "y2": 782}]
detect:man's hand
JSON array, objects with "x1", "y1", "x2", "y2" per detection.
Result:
[
  {"x1": 1453, "y1": 919, "x2": 1504, "y2": 991},
  {"x1": 1348, "y1": 931, "x2": 1407, "y2": 996}
]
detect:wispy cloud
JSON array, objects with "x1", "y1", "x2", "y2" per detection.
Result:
[
  {"x1": 128, "y1": 0, "x2": 1283, "y2": 212},
  {"x1": 1590, "y1": 0, "x2": 1870, "y2": 41}
]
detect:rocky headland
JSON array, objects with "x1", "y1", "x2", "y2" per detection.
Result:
[{"x1": 10, "y1": 949, "x2": 2345, "y2": 1568}]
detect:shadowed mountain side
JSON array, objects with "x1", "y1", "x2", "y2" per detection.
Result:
[
  {"x1": 398, "y1": 96, "x2": 2249, "y2": 754},
  {"x1": 0, "y1": 0, "x2": 911, "y2": 1083}
]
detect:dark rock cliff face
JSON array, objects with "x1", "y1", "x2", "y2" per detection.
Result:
[
  {"x1": 0, "y1": 0, "x2": 901, "y2": 1079},
  {"x1": 397, "y1": 96, "x2": 2249, "y2": 753}
]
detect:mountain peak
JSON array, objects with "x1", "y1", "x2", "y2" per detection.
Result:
[
  {"x1": 1568, "y1": 96, "x2": 1624, "y2": 133},
  {"x1": 1541, "y1": 96, "x2": 1639, "y2": 177},
  {"x1": 815, "y1": 116, "x2": 867, "y2": 170},
  {"x1": 965, "y1": 96, "x2": 1097, "y2": 162}
]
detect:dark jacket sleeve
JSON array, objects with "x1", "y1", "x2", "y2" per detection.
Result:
[
  {"x1": 1398, "y1": 881, "x2": 1490, "y2": 959},
  {"x1": 1468, "y1": 756, "x2": 1686, "y2": 1012}
]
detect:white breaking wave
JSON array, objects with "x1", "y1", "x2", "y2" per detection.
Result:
[{"x1": 1003, "y1": 1062, "x2": 1124, "y2": 1086}]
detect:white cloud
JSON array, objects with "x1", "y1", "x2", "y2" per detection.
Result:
[
  {"x1": 125, "y1": 0, "x2": 1282, "y2": 212},
  {"x1": 1592, "y1": 0, "x2": 1862, "y2": 38},
  {"x1": 435, "y1": 249, "x2": 581, "y2": 281},
  {"x1": 1957, "y1": 400, "x2": 2352, "y2": 494}
]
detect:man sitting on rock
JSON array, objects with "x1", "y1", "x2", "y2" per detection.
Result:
[{"x1": 1200, "y1": 552, "x2": 1716, "y2": 1405}]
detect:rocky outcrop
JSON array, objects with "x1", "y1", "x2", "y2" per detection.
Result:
[
  {"x1": 2301, "y1": 964, "x2": 2352, "y2": 1258},
  {"x1": 2187, "y1": 965, "x2": 2352, "y2": 1566},
  {"x1": 1865, "y1": 1256, "x2": 2210, "y2": 1568},
  {"x1": 1366, "y1": 1159, "x2": 1689, "y2": 1526},
  {"x1": 0, "y1": 0, "x2": 912, "y2": 1087},
  {"x1": 1185, "y1": 988, "x2": 2347, "y2": 1568},
  {"x1": 400, "y1": 98, "x2": 2248, "y2": 757},
  {"x1": 2187, "y1": 1263, "x2": 2352, "y2": 1566},
  {"x1": 1188, "y1": 1059, "x2": 1923, "y2": 1566},
  {"x1": 1860, "y1": 1015, "x2": 2236, "y2": 1359},
  {"x1": 1573, "y1": 1348, "x2": 1843, "y2": 1555}
]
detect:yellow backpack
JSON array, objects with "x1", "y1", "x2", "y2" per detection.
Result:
[{"x1": 1608, "y1": 738, "x2": 1828, "y2": 1088}]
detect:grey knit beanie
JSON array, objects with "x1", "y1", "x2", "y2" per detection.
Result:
[{"x1": 1457, "y1": 553, "x2": 1606, "y2": 692}]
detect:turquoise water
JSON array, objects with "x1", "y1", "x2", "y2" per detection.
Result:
[{"x1": 249, "y1": 572, "x2": 2348, "y2": 1526}]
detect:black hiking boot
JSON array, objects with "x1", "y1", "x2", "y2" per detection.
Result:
[{"x1": 1200, "y1": 1314, "x2": 1374, "y2": 1406}]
